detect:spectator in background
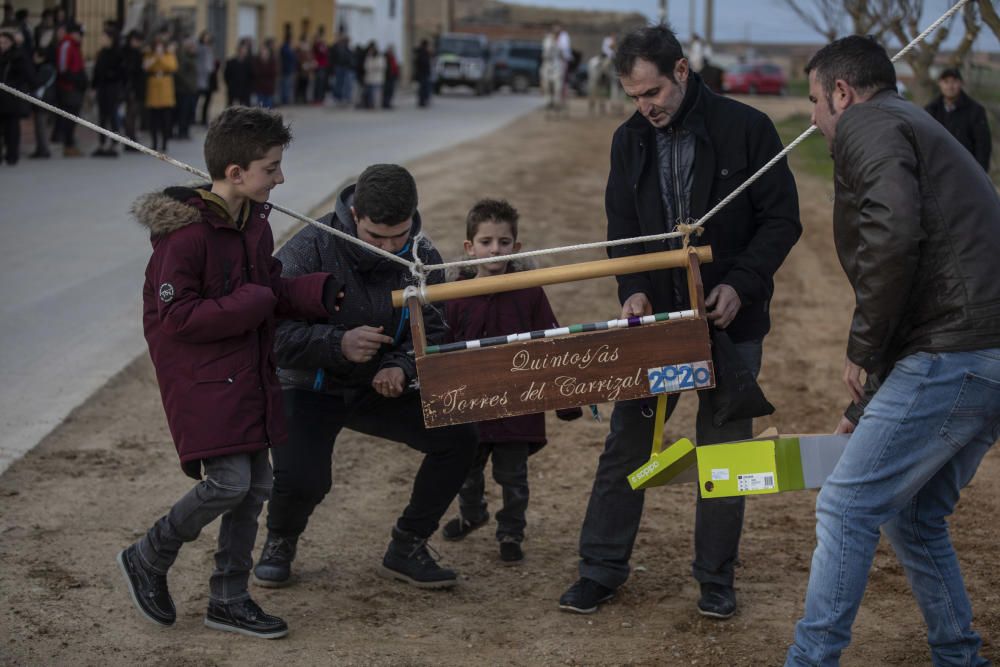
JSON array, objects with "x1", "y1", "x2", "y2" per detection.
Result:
[
  {"x1": 353, "y1": 42, "x2": 366, "y2": 107},
  {"x1": 174, "y1": 37, "x2": 198, "y2": 139},
  {"x1": 700, "y1": 57, "x2": 723, "y2": 93},
  {"x1": 925, "y1": 67, "x2": 991, "y2": 172},
  {"x1": 382, "y1": 45, "x2": 398, "y2": 109},
  {"x1": 332, "y1": 32, "x2": 353, "y2": 106},
  {"x1": 311, "y1": 25, "x2": 328, "y2": 104},
  {"x1": 253, "y1": 41, "x2": 277, "y2": 109},
  {"x1": 195, "y1": 30, "x2": 217, "y2": 126},
  {"x1": 121, "y1": 30, "x2": 145, "y2": 150},
  {"x1": 29, "y1": 46, "x2": 54, "y2": 158},
  {"x1": 143, "y1": 33, "x2": 177, "y2": 153},
  {"x1": 414, "y1": 39, "x2": 432, "y2": 108},
  {"x1": 0, "y1": 26, "x2": 32, "y2": 165},
  {"x1": 294, "y1": 35, "x2": 313, "y2": 104},
  {"x1": 54, "y1": 21, "x2": 85, "y2": 157},
  {"x1": 224, "y1": 38, "x2": 253, "y2": 107},
  {"x1": 362, "y1": 41, "x2": 384, "y2": 110},
  {"x1": 91, "y1": 28, "x2": 124, "y2": 157},
  {"x1": 13, "y1": 8, "x2": 31, "y2": 54},
  {"x1": 34, "y1": 8, "x2": 55, "y2": 53},
  {"x1": 0, "y1": 4, "x2": 12, "y2": 28},
  {"x1": 279, "y1": 23, "x2": 296, "y2": 106}
]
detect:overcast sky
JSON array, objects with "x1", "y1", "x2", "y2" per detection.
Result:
[{"x1": 509, "y1": 0, "x2": 1000, "y2": 51}]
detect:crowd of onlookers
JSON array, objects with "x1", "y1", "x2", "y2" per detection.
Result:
[{"x1": 0, "y1": 4, "x2": 424, "y2": 167}]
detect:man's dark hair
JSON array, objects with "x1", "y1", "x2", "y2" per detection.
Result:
[
  {"x1": 805, "y1": 35, "x2": 896, "y2": 113},
  {"x1": 939, "y1": 67, "x2": 962, "y2": 82},
  {"x1": 204, "y1": 106, "x2": 292, "y2": 181},
  {"x1": 613, "y1": 24, "x2": 685, "y2": 80},
  {"x1": 354, "y1": 164, "x2": 418, "y2": 225},
  {"x1": 465, "y1": 198, "x2": 519, "y2": 241}
]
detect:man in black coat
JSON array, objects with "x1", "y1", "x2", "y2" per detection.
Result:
[
  {"x1": 558, "y1": 24, "x2": 801, "y2": 618},
  {"x1": 925, "y1": 68, "x2": 991, "y2": 172}
]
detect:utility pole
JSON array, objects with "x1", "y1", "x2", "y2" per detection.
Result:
[
  {"x1": 659, "y1": 0, "x2": 668, "y2": 25},
  {"x1": 689, "y1": 0, "x2": 696, "y2": 38},
  {"x1": 704, "y1": 0, "x2": 714, "y2": 45}
]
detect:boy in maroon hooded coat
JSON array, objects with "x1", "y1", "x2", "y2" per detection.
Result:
[
  {"x1": 440, "y1": 199, "x2": 581, "y2": 562},
  {"x1": 117, "y1": 107, "x2": 341, "y2": 639}
]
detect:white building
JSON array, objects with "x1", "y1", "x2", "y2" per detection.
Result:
[{"x1": 337, "y1": 0, "x2": 407, "y2": 66}]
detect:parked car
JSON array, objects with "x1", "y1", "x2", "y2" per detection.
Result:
[
  {"x1": 722, "y1": 62, "x2": 787, "y2": 95},
  {"x1": 434, "y1": 33, "x2": 493, "y2": 96},
  {"x1": 490, "y1": 39, "x2": 542, "y2": 92}
]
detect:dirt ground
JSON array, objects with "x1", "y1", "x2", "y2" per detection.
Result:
[{"x1": 1, "y1": 96, "x2": 997, "y2": 667}]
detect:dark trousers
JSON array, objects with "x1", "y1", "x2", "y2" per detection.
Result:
[
  {"x1": 148, "y1": 107, "x2": 171, "y2": 152},
  {"x1": 0, "y1": 113, "x2": 20, "y2": 164},
  {"x1": 138, "y1": 450, "x2": 271, "y2": 603},
  {"x1": 266, "y1": 388, "x2": 478, "y2": 540},
  {"x1": 197, "y1": 88, "x2": 213, "y2": 125},
  {"x1": 123, "y1": 90, "x2": 142, "y2": 140},
  {"x1": 31, "y1": 107, "x2": 50, "y2": 155},
  {"x1": 578, "y1": 340, "x2": 763, "y2": 590},
  {"x1": 417, "y1": 77, "x2": 431, "y2": 107},
  {"x1": 382, "y1": 78, "x2": 396, "y2": 108},
  {"x1": 175, "y1": 92, "x2": 197, "y2": 138},
  {"x1": 458, "y1": 441, "x2": 531, "y2": 542},
  {"x1": 95, "y1": 86, "x2": 120, "y2": 147},
  {"x1": 55, "y1": 88, "x2": 82, "y2": 146}
]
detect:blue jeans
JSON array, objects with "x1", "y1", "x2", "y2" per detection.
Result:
[
  {"x1": 786, "y1": 350, "x2": 1000, "y2": 666},
  {"x1": 577, "y1": 340, "x2": 762, "y2": 589}
]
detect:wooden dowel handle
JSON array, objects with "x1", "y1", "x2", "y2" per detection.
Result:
[{"x1": 392, "y1": 246, "x2": 713, "y2": 307}]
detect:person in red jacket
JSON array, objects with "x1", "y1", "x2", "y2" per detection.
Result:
[
  {"x1": 117, "y1": 107, "x2": 342, "y2": 640},
  {"x1": 54, "y1": 21, "x2": 85, "y2": 156},
  {"x1": 439, "y1": 199, "x2": 581, "y2": 563}
]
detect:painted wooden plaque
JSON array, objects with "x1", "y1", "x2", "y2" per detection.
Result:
[{"x1": 416, "y1": 316, "x2": 714, "y2": 428}]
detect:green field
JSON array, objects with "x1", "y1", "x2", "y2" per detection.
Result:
[{"x1": 775, "y1": 114, "x2": 834, "y2": 182}]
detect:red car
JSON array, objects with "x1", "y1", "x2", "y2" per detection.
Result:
[{"x1": 722, "y1": 63, "x2": 788, "y2": 95}]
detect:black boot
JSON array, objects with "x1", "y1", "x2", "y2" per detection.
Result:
[
  {"x1": 379, "y1": 527, "x2": 458, "y2": 589},
  {"x1": 253, "y1": 533, "x2": 298, "y2": 588},
  {"x1": 205, "y1": 597, "x2": 288, "y2": 639},
  {"x1": 441, "y1": 511, "x2": 489, "y2": 541},
  {"x1": 116, "y1": 544, "x2": 176, "y2": 626}
]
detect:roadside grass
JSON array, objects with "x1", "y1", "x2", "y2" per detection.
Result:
[{"x1": 775, "y1": 113, "x2": 834, "y2": 182}]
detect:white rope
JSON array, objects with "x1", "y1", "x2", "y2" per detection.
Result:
[
  {"x1": 0, "y1": 0, "x2": 970, "y2": 287},
  {"x1": 0, "y1": 81, "x2": 414, "y2": 270}
]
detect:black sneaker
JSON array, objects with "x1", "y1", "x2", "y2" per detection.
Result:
[
  {"x1": 116, "y1": 545, "x2": 176, "y2": 626},
  {"x1": 204, "y1": 597, "x2": 288, "y2": 639},
  {"x1": 558, "y1": 578, "x2": 615, "y2": 614},
  {"x1": 441, "y1": 512, "x2": 489, "y2": 541},
  {"x1": 379, "y1": 527, "x2": 458, "y2": 589},
  {"x1": 499, "y1": 538, "x2": 524, "y2": 564},
  {"x1": 253, "y1": 533, "x2": 298, "y2": 588},
  {"x1": 697, "y1": 582, "x2": 737, "y2": 619}
]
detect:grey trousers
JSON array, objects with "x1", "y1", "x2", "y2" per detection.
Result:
[
  {"x1": 137, "y1": 449, "x2": 272, "y2": 603},
  {"x1": 578, "y1": 340, "x2": 763, "y2": 590}
]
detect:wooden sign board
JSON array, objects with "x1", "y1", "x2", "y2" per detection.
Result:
[{"x1": 416, "y1": 316, "x2": 714, "y2": 428}]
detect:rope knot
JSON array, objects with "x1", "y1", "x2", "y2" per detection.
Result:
[{"x1": 674, "y1": 220, "x2": 705, "y2": 249}]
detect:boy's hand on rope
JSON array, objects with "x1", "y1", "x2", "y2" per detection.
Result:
[
  {"x1": 372, "y1": 367, "x2": 406, "y2": 398},
  {"x1": 342, "y1": 325, "x2": 393, "y2": 363},
  {"x1": 834, "y1": 416, "x2": 856, "y2": 435},
  {"x1": 705, "y1": 284, "x2": 741, "y2": 329},
  {"x1": 621, "y1": 293, "x2": 653, "y2": 318}
]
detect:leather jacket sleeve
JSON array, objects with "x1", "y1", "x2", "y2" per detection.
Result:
[{"x1": 835, "y1": 106, "x2": 926, "y2": 373}]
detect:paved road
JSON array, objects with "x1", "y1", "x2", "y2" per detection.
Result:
[{"x1": 0, "y1": 92, "x2": 543, "y2": 474}]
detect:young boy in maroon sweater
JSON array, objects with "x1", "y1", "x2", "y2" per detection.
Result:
[{"x1": 440, "y1": 199, "x2": 581, "y2": 562}]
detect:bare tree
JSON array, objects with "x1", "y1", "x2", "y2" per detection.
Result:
[
  {"x1": 781, "y1": 0, "x2": 846, "y2": 42},
  {"x1": 949, "y1": 1, "x2": 982, "y2": 68},
  {"x1": 885, "y1": 0, "x2": 957, "y2": 104},
  {"x1": 978, "y1": 0, "x2": 1000, "y2": 42}
]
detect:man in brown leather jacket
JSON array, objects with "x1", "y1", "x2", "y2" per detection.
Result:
[{"x1": 786, "y1": 36, "x2": 1000, "y2": 666}]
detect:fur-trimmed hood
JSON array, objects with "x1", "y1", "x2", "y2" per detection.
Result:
[{"x1": 131, "y1": 185, "x2": 217, "y2": 237}]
